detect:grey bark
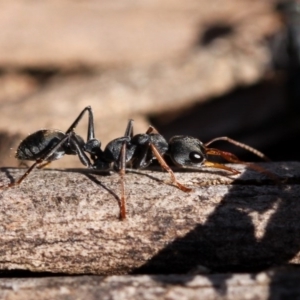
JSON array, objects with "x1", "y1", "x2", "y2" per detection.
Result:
[
  {"x1": 0, "y1": 162, "x2": 299, "y2": 275},
  {"x1": 1, "y1": 268, "x2": 300, "y2": 300}
]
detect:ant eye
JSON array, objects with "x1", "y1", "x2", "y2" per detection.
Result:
[{"x1": 189, "y1": 151, "x2": 204, "y2": 163}]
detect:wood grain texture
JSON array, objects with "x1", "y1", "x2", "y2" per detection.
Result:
[
  {"x1": 0, "y1": 162, "x2": 299, "y2": 275},
  {"x1": 1, "y1": 267, "x2": 300, "y2": 300}
]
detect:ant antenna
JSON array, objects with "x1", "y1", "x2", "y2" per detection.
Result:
[{"x1": 205, "y1": 136, "x2": 271, "y2": 161}]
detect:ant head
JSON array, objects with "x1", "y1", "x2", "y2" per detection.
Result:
[
  {"x1": 168, "y1": 136, "x2": 242, "y2": 175},
  {"x1": 168, "y1": 136, "x2": 207, "y2": 168}
]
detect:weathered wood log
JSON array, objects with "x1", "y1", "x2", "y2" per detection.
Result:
[
  {"x1": 1, "y1": 267, "x2": 300, "y2": 300},
  {"x1": 0, "y1": 162, "x2": 299, "y2": 275}
]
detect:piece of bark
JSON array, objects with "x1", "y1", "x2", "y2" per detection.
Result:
[
  {"x1": 1, "y1": 267, "x2": 300, "y2": 300},
  {"x1": 0, "y1": 162, "x2": 299, "y2": 275}
]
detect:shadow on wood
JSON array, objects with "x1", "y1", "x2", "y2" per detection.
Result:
[{"x1": 133, "y1": 162, "x2": 300, "y2": 274}]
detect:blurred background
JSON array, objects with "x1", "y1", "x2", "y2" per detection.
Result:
[{"x1": 0, "y1": 0, "x2": 298, "y2": 167}]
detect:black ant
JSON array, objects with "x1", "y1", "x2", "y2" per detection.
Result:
[
  {"x1": 84, "y1": 119, "x2": 275, "y2": 219},
  {"x1": 0, "y1": 106, "x2": 274, "y2": 220}
]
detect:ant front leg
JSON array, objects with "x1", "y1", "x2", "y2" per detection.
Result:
[
  {"x1": 133, "y1": 128, "x2": 192, "y2": 192},
  {"x1": 149, "y1": 143, "x2": 192, "y2": 192}
]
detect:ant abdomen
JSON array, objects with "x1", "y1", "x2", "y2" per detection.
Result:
[
  {"x1": 16, "y1": 130, "x2": 66, "y2": 161},
  {"x1": 16, "y1": 129, "x2": 84, "y2": 162}
]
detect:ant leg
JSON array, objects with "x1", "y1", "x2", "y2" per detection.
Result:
[
  {"x1": 69, "y1": 134, "x2": 93, "y2": 168},
  {"x1": 37, "y1": 161, "x2": 52, "y2": 169},
  {"x1": 132, "y1": 142, "x2": 151, "y2": 169},
  {"x1": 118, "y1": 142, "x2": 127, "y2": 220},
  {"x1": 5, "y1": 160, "x2": 41, "y2": 188},
  {"x1": 205, "y1": 136, "x2": 270, "y2": 161},
  {"x1": 34, "y1": 134, "x2": 93, "y2": 171},
  {"x1": 141, "y1": 125, "x2": 192, "y2": 191},
  {"x1": 149, "y1": 143, "x2": 192, "y2": 192},
  {"x1": 146, "y1": 125, "x2": 158, "y2": 134},
  {"x1": 65, "y1": 106, "x2": 95, "y2": 142},
  {"x1": 18, "y1": 161, "x2": 29, "y2": 168},
  {"x1": 124, "y1": 119, "x2": 134, "y2": 138}
]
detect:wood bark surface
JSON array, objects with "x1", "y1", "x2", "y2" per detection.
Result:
[
  {"x1": 1, "y1": 267, "x2": 300, "y2": 300},
  {"x1": 0, "y1": 162, "x2": 299, "y2": 275}
]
